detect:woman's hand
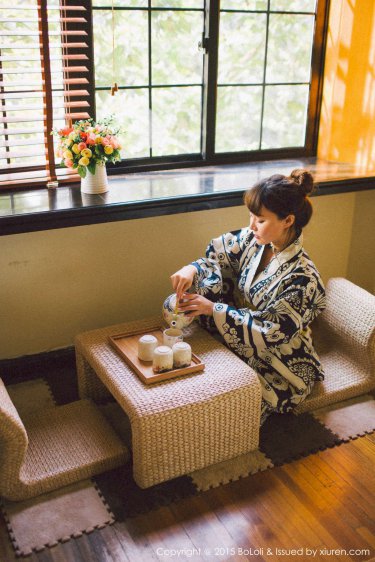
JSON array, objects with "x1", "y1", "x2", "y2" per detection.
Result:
[
  {"x1": 170, "y1": 265, "x2": 197, "y2": 301},
  {"x1": 177, "y1": 292, "x2": 214, "y2": 317}
]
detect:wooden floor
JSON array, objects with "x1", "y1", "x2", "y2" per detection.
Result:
[{"x1": 0, "y1": 434, "x2": 374, "y2": 562}]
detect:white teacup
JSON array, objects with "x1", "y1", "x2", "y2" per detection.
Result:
[
  {"x1": 138, "y1": 334, "x2": 158, "y2": 362},
  {"x1": 163, "y1": 328, "x2": 183, "y2": 348},
  {"x1": 172, "y1": 341, "x2": 192, "y2": 369}
]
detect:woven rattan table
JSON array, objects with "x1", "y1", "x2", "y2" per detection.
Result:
[{"x1": 75, "y1": 316, "x2": 262, "y2": 488}]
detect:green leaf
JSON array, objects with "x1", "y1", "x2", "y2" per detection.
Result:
[
  {"x1": 78, "y1": 165, "x2": 86, "y2": 178},
  {"x1": 87, "y1": 161, "x2": 96, "y2": 175}
]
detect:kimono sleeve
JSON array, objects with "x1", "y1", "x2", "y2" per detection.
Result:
[
  {"x1": 191, "y1": 229, "x2": 245, "y2": 299},
  {"x1": 212, "y1": 273, "x2": 326, "y2": 355}
]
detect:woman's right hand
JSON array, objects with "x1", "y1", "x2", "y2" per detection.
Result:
[{"x1": 170, "y1": 264, "x2": 197, "y2": 302}]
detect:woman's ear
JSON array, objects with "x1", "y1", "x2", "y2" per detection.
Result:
[{"x1": 284, "y1": 214, "x2": 295, "y2": 228}]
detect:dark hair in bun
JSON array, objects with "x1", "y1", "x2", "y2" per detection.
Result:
[
  {"x1": 244, "y1": 168, "x2": 315, "y2": 233},
  {"x1": 290, "y1": 168, "x2": 314, "y2": 196}
]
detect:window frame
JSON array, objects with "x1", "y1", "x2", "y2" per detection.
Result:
[
  {"x1": 0, "y1": 0, "x2": 330, "y2": 190},
  {"x1": 95, "y1": 0, "x2": 331, "y2": 177}
]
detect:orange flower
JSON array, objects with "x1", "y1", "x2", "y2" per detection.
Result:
[{"x1": 58, "y1": 126, "x2": 73, "y2": 137}]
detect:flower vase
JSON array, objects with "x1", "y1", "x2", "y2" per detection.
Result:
[{"x1": 81, "y1": 162, "x2": 109, "y2": 194}]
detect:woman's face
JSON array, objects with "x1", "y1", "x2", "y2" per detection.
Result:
[{"x1": 249, "y1": 205, "x2": 294, "y2": 247}]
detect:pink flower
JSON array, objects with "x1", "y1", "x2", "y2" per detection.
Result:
[
  {"x1": 101, "y1": 136, "x2": 110, "y2": 146},
  {"x1": 77, "y1": 142, "x2": 87, "y2": 151},
  {"x1": 110, "y1": 137, "x2": 119, "y2": 149},
  {"x1": 64, "y1": 158, "x2": 74, "y2": 168},
  {"x1": 86, "y1": 134, "x2": 96, "y2": 145}
]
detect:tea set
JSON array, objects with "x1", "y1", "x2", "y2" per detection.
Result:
[{"x1": 137, "y1": 293, "x2": 195, "y2": 373}]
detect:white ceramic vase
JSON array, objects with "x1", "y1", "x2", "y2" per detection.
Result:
[{"x1": 81, "y1": 162, "x2": 109, "y2": 194}]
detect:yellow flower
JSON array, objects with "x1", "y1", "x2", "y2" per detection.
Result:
[
  {"x1": 78, "y1": 156, "x2": 90, "y2": 166},
  {"x1": 63, "y1": 150, "x2": 73, "y2": 159},
  {"x1": 95, "y1": 136, "x2": 102, "y2": 144},
  {"x1": 71, "y1": 144, "x2": 80, "y2": 155},
  {"x1": 104, "y1": 145, "x2": 113, "y2": 155},
  {"x1": 81, "y1": 148, "x2": 92, "y2": 158}
]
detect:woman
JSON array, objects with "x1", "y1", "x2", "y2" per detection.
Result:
[{"x1": 170, "y1": 169, "x2": 326, "y2": 425}]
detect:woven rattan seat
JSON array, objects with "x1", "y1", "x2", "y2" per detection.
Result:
[
  {"x1": 0, "y1": 382, "x2": 129, "y2": 501},
  {"x1": 295, "y1": 277, "x2": 375, "y2": 413}
]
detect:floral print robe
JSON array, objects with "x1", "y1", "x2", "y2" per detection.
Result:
[{"x1": 191, "y1": 228, "x2": 326, "y2": 425}]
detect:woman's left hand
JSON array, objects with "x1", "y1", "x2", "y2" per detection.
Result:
[{"x1": 178, "y1": 293, "x2": 214, "y2": 317}]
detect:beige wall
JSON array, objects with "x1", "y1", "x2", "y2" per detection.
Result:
[
  {"x1": 2, "y1": 189, "x2": 372, "y2": 360},
  {"x1": 347, "y1": 190, "x2": 375, "y2": 293}
]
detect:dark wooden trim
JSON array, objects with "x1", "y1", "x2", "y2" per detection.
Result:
[
  {"x1": 202, "y1": 0, "x2": 220, "y2": 159},
  {"x1": 38, "y1": 0, "x2": 56, "y2": 182},
  {"x1": 0, "y1": 175, "x2": 373, "y2": 236},
  {"x1": 306, "y1": 0, "x2": 331, "y2": 154},
  {"x1": 108, "y1": 147, "x2": 310, "y2": 175}
]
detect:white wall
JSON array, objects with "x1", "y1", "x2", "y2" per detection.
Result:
[{"x1": 1, "y1": 190, "x2": 372, "y2": 359}]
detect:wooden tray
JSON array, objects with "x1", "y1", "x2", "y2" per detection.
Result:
[{"x1": 108, "y1": 327, "x2": 205, "y2": 384}]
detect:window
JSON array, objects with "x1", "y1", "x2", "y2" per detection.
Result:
[
  {"x1": 0, "y1": 0, "x2": 328, "y2": 190},
  {"x1": 93, "y1": 0, "x2": 327, "y2": 172},
  {"x1": 216, "y1": 0, "x2": 318, "y2": 152},
  {"x1": 0, "y1": 0, "x2": 92, "y2": 189},
  {"x1": 92, "y1": 0, "x2": 205, "y2": 162}
]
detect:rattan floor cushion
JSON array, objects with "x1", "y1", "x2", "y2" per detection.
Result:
[
  {"x1": 94, "y1": 393, "x2": 375, "y2": 519},
  {"x1": 0, "y1": 380, "x2": 117, "y2": 557},
  {"x1": 0, "y1": 378, "x2": 129, "y2": 501}
]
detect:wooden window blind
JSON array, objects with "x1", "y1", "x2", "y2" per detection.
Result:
[{"x1": 0, "y1": 0, "x2": 91, "y2": 189}]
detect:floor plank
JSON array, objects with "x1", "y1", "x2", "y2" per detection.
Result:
[{"x1": 1, "y1": 437, "x2": 374, "y2": 562}]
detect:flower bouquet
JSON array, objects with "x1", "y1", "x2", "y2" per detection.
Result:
[{"x1": 52, "y1": 116, "x2": 122, "y2": 179}]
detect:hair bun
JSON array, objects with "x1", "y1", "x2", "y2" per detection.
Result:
[{"x1": 290, "y1": 168, "x2": 314, "y2": 196}]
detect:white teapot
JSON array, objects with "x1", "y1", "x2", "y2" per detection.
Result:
[{"x1": 162, "y1": 293, "x2": 195, "y2": 330}]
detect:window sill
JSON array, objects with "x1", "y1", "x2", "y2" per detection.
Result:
[{"x1": 0, "y1": 157, "x2": 374, "y2": 236}]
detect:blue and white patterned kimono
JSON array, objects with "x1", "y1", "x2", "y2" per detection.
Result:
[{"x1": 191, "y1": 228, "x2": 326, "y2": 425}]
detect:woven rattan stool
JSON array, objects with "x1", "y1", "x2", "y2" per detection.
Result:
[
  {"x1": 295, "y1": 277, "x2": 375, "y2": 413},
  {"x1": 75, "y1": 318, "x2": 262, "y2": 489},
  {"x1": 0, "y1": 380, "x2": 129, "y2": 501}
]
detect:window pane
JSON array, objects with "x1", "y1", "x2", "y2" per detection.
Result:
[
  {"x1": 152, "y1": 11, "x2": 204, "y2": 85},
  {"x1": 152, "y1": 87, "x2": 201, "y2": 156},
  {"x1": 152, "y1": 0, "x2": 203, "y2": 7},
  {"x1": 266, "y1": 14, "x2": 315, "y2": 83},
  {"x1": 92, "y1": 1, "x2": 147, "y2": 6},
  {"x1": 93, "y1": 9, "x2": 148, "y2": 87},
  {"x1": 218, "y1": 13, "x2": 267, "y2": 84},
  {"x1": 271, "y1": 0, "x2": 316, "y2": 12},
  {"x1": 261, "y1": 84, "x2": 309, "y2": 148},
  {"x1": 216, "y1": 86, "x2": 262, "y2": 152},
  {"x1": 220, "y1": 0, "x2": 267, "y2": 9},
  {"x1": 96, "y1": 90, "x2": 150, "y2": 159}
]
